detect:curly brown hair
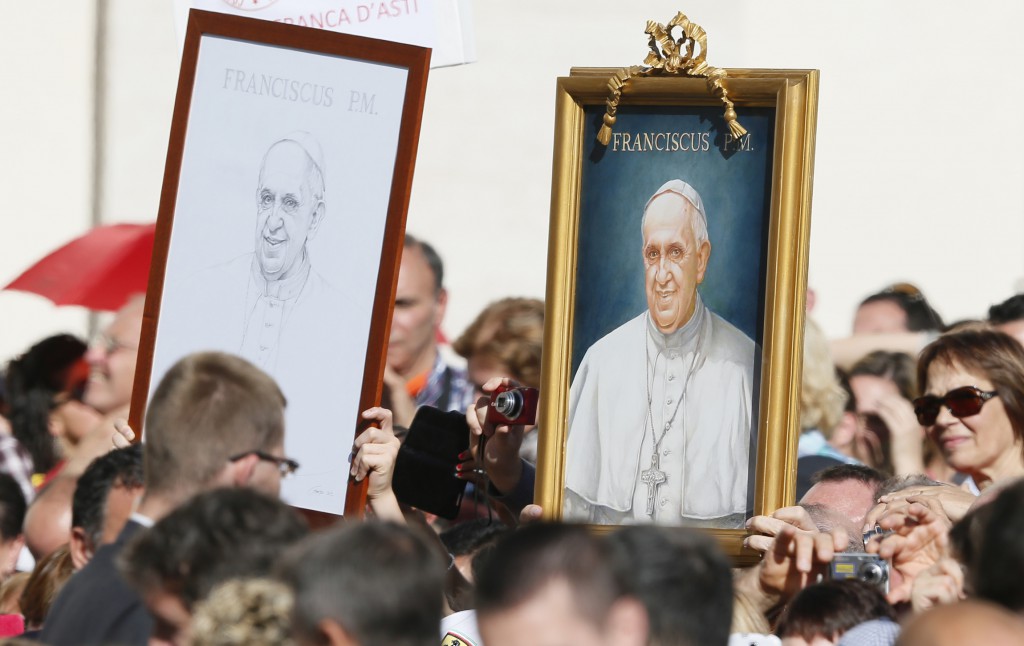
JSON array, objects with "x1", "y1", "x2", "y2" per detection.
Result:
[{"x1": 452, "y1": 298, "x2": 544, "y2": 388}]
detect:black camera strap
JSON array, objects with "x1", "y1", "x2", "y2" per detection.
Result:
[{"x1": 473, "y1": 433, "x2": 494, "y2": 524}]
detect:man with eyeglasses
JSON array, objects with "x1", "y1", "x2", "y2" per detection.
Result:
[
  {"x1": 84, "y1": 295, "x2": 144, "y2": 419},
  {"x1": 21, "y1": 296, "x2": 145, "y2": 565},
  {"x1": 43, "y1": 351, "x2": 400, "y2": 646},
  {"x1": 43, "y1": 352, "x2": 288, "y2": 645}
]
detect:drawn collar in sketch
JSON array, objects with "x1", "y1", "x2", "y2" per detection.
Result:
[{"x1": 248, "y1": 251, "x2": 311, "y2": 300}]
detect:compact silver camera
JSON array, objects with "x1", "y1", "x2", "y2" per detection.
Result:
[{"x1": 828, "y1": 553, "x2": 890, "y2": 594}]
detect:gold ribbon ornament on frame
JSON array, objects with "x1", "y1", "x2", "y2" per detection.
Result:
[{"x1": 597, "y1": 11, "x2": 747, "y2": 146}]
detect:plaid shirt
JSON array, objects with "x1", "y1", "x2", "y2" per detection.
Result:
[
  {"x1": 0, "y1": 434, "x2": 35, "y2": 503},
  {"x1": 415, "y1": 352, "x2": 476, "y2": 414}
]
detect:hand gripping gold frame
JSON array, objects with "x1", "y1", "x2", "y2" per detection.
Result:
[{"x1": 536, "y1": 68, "x2": 818, "y2": 564}]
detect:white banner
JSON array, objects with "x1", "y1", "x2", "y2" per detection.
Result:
[{"x1": 174, "y1": 0, "x2": 476, "y2": 68}]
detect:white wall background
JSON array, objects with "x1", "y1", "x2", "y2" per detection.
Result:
[
  {"x1": 2, "y1": 0, "x2": 1022, "y2": 365},
  {"x1": 0, "y1": 3, "x2": 100, "y2": 360}
]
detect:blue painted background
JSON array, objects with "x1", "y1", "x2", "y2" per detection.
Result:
[{"x1": 570, "y1": 105, "x2": 775, "y2": 376}]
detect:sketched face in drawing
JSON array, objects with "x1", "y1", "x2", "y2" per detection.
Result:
[{"x1": 254, "y1": 139, "x2": 326, "y2": 280}]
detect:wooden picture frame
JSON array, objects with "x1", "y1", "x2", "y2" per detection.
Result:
[
  {"x1": 536, "y1": 68, "x2": 818, "y2": 562},
  {"x1": 129, "y1": 9, "x2": 430, "y2": 519}
]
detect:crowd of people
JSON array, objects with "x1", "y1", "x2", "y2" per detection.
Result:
[{"x1": 1, "y1": 230, "x2": 1024, "y2": 645}]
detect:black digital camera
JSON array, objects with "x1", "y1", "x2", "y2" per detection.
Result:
[{"x1": 828, "y1": 553, "x2": 890, "y2": 594}]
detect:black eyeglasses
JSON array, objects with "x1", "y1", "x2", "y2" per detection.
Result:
[
  {"x1": 229, "y1": 451, "x2": 300, "y2": 477},
  {"x1": 912, "y1": 386, "x2": 999, "y2": 426}
]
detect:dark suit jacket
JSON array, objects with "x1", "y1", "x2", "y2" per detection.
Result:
[{"x1": 40, "y1": 520, "x2": 153, "y2": 646}]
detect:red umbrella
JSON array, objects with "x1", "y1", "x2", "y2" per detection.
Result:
[{"x1": 4, "y1": 222, "x2": 156, "y2": 311}]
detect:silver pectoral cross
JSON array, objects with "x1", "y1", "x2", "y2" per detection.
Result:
[{"x1": 640, "y1": 452, "x2": 667, "y2": 518}]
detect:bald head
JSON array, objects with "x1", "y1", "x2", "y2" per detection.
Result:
[
  {"x1": 898, "y1": 601, "x2": 1024, "y2": 646},
  {"x1": 800, "y1": 478, "x2": 877, "y2": 531},
  {"x1": 24, "y1": 476, "x2": 75, "y2": 560}
]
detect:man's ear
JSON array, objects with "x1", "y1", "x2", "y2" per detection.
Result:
[
  {"x1": 318, "y1": 618, "x2": 359, "y2": 646},
  {"x1": 307, "y1": 200, "x2": 326, "y2": 241},
  {"x1": 695, "y1": 239, "x2": 711, "y2": 285},
  {"x1": 224, "y1": 453, "x2": 259, "y2": 488},
  {"x1": 69, "y1": 526, "x2": 94, "y2": 571},
  {"x1": 47, "y1": 412, "x2": 64, "y2": 439},
  {"x1": 605, "y1": 597, "x2": 649, "y2": 646},
  {"x1": 2, "y1": 535, "x2": 24, "y2": 577},
  {"x1": 434, "y1": 287, "x2": 448, "y2": 328}
]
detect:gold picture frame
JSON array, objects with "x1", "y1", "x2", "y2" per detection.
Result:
[{"x1": 536, "y1": 68, "x2": 818, "y2": 563}]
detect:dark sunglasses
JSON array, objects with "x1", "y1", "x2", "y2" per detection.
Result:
[{"x1": 912, "y1": 386, "x2": 999, "y2": 426}]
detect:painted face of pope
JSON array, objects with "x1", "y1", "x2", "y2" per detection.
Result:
[
  {"x1": 642, "y1": 191, "x2": 711, "y2": 334},
  {"x1": 254, "y1": 140, "x2": 325, "y2": 281}
]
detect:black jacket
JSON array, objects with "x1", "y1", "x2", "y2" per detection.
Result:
[{"x1": 40, "y1": 520, "x2": 153, "y2": 646}]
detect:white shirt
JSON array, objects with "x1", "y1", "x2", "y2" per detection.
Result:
[
  {"x1": 441, "y1": 610, "x2": 481, "y2": 646},
  {"x1": 128, "y1": 512, "x2": 155, "y2": 528}
]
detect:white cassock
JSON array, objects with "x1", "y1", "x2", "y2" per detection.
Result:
[
  {"x1": 171, "y1": 250, "x2": 359, "y2": 429},
  {"x1": 165, "y1": 251, "x2": 362, "y2": 512},
  {"x1": 236, "y1": 254, "x2": 336, "y2": 373},
  {"x1": 179, "y1": 252, "x2": 352, "y2": 374},
  {"x1": 563, "y1": 294, "x2": 757, "y2": 526}
]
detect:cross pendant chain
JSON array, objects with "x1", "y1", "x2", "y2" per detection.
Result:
[{"x1": 640, "y1": 452, "x2": 668, "y2": 517}]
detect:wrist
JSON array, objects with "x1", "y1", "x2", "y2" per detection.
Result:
[
  {"x1": 486, "y1": 456, "x2": 524, "y2": 495},
  {"x1": 368, "y1": 490, "x2": 403, "y2": 522},
  {"x1": 735, "y1": 566, "x2": 777, "y2": 614}
]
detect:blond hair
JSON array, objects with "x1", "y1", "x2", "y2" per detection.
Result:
[
  {"x1": 800, "y1": 319, "x2": 847, "y2": 434},
  {"x1": 192, "y1": 578, "x2": 294, "y2": 646}
]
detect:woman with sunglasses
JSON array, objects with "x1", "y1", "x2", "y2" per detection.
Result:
[{"x1": 914, "y1": 327, "x2": 1024, "y2": 493}]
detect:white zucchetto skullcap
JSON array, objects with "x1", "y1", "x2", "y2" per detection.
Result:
[
  {"x1": 277, "y1": 131, "x2": 326, "y2": 180},
  {"x1": 644, "y1": 179, "x2": 706, "y2": 220}
]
